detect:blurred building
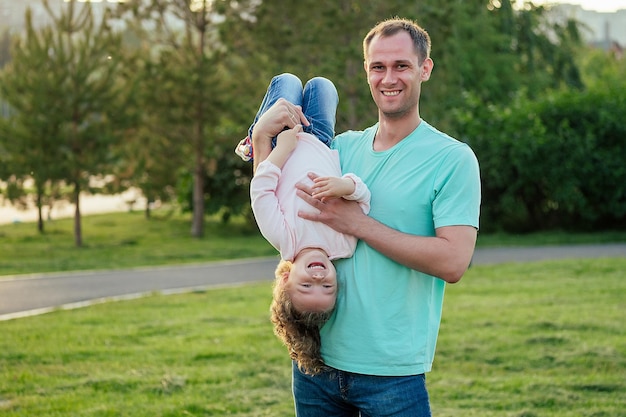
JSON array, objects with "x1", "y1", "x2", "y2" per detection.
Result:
[
  {"x1": 0, "y1": 0, "x2": 119, "y2": 33},
  {"x1": 544, "y1": 4, "x2": 625, "y2": 50}
]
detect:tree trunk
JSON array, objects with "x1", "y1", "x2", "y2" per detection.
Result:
[
  {"x1": 190, "y1": 138, "x2": 204, "y2": 238},
  {"x1": 190, "y1": 11, "x2": 207, "y2": 239},
  {"x1": 73, "y1": 182, "x2": 83, "y2": 247},
  {"x1": 36, "y1": 187, "x2": 44, "y2": 234}
]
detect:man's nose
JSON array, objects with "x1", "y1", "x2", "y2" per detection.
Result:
[{"x1": 382, "y1": 68, "x2": 397, "y2": 84}]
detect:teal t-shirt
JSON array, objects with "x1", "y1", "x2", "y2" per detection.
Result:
[{"x1": 322, "y1": 121, "x2": 481, "y2": 376}]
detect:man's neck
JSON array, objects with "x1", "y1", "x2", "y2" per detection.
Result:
[{"x1": 373, "y1": 114, "x2": 422, "y2": 151}]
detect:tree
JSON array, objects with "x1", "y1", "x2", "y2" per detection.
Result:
[
  {"x1": 0, "y1": 30, "x2": 14, "y2": 193},
  {"x1": 116, "y1": 0, "x2": 259, "y2": 237},
  {"x1": 0, "y1": 0, "x2": 132, "y2": 244},
  {"x1": 0, "y1": 29, "x2": 11, "y2": 68},
  {"x1": 234, "y1": 0, "x2": 586, "y2": 134},
  {"x1": 227, "y1": 0, "x2": 423, "y2": 133},
  {"x1": 512, "y1": 1, "x2": 584, "y2": 96},
  {"x1": 0, "y1": 9, "x2": 68, "y2": 233},
  {"x1": 102, "y1": 40, "x2": 184, "y2": 220}
]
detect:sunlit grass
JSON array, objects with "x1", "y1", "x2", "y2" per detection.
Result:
[
  {"x1": 0, "y1": 210, "x2": 276, "y2": 277},
  {"x1": 432, "y1": 258, "x2": 626, "y2": 416},
  {"x1": 0, "y1": 282, "x2": 293, "y2": 416}
]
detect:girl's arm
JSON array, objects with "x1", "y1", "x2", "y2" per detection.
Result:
[
  {"x1": 310, "y1": 173, "x2": 371, "y2": 214},
  {"x1": 266, "y1": 125, "x2": 302, "y2": 169}
]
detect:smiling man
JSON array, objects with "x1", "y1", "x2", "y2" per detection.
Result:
[{"x1": 253, "y1": 18, "x2": 481, "y2": 416}]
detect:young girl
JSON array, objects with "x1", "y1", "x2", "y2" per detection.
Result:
[{"x1": 236, "y1": 73, "x2": 370, "y2": 374}]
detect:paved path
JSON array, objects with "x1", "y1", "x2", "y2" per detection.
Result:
[
  {"x1": 0, "y1": 258, "x2": 278, "y2": 320},
  {"x1": 469, "y1": 243, "x2": 625, "y2": 265},
  {"x1": 1, "y1": 244, "x2": 624, "y2": 321}
]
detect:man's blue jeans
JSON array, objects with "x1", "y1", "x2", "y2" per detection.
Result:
[
  {"x1": 292, "y1": 363, "x2": 432, "y2": 417},
  {"x1": 247, "y1": 73, "x2": 339, "y2": 148}
]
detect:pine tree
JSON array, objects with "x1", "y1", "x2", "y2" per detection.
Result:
[
  {"x1": 115, "y1": 0, "x2": 258, "y2": 237},
  {"x1": 0, "y1": 0, "x2": 131, "y2": 244}
]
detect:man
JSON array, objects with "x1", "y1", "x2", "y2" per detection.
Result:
[{"x1": 252, "y1": 17, "x2": 481, "y2": 416}]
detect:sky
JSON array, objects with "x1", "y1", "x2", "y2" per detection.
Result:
[{"x1": 527, "y1": 0, "x2": 626, "y2": 12}]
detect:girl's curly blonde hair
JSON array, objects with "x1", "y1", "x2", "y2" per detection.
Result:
[{"x1": 270, "y1": 259, "x2": 333, "y2": 375}]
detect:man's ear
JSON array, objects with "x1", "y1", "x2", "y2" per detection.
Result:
[{"x1": 421, "y1": 57, "x2": 434, "y2": 81}]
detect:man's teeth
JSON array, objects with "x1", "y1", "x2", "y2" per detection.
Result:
[{"x1": 383, "y1": 91, "x2": 400, "y2": 96}]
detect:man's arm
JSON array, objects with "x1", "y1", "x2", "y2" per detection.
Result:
[{"x1": 295, "y1": 187, "x2": 476, "y2": 283}]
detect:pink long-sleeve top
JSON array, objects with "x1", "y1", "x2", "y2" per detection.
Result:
[{"x1": 250, "y1": 132, "x2": 370, "y2": 262}]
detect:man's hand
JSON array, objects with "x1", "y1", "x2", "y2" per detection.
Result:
[
  {"x1": 253, "y1": 98, "x2": 309, "y2": 142},
  {"x1": 252, "y1": 99, "x2": 310, "y2": 172},
  {"x1": 296, "y1": 181, "x2": 365, "y2": 237}
]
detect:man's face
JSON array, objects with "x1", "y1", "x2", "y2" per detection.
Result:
[
  {"x1": 364, "y1": 31, "x2": 432, "y2": 120},
  {"x1": 285, "y1": 250, "x2": 337, "y2": 313}
]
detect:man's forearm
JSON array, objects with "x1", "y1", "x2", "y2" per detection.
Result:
[
  {"x1": 351, "y1": 214, "x2": 477, "y2": 283},
  {"x1": 295, "y1": 183, "x2": 476, "y2": 282}
]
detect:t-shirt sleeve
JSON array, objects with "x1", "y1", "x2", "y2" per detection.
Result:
[{"x1": 432, "y1": 145, "x2": 481, "y2": 230}]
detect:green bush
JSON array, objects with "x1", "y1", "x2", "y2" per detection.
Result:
[{"x1": 455, "y1": 81, "x2": 626, "y2": 233}]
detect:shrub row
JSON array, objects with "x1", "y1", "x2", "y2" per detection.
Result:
[{"x1": 454, "y1": 82, "x2": 626, "y2": 233}]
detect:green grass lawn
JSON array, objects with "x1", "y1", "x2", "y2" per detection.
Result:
[
  {"x1": 1, "y1": 258, "x2": 625, "y2": 416},
  {"x1": 0, "y1": 211, "x2": 277, "y2": 277},
  {"x1": 1, "y1": 211, "x2": 625, "y2": 415},
  {"x1": 433, "y1": 258, "x2": 626, "y2": 417}
]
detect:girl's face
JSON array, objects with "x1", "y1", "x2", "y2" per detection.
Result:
[{"x1": 285, "y1": 248, "x2": 337, "y2": 313}]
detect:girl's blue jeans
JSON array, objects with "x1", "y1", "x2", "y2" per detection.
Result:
[{"x1": 248, "y1": 73, "x2": 339, "y2": 148}]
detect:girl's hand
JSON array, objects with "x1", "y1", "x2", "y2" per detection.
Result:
[{"x1": 311, "y1": 176, "x2": 356, "y2": 201}]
